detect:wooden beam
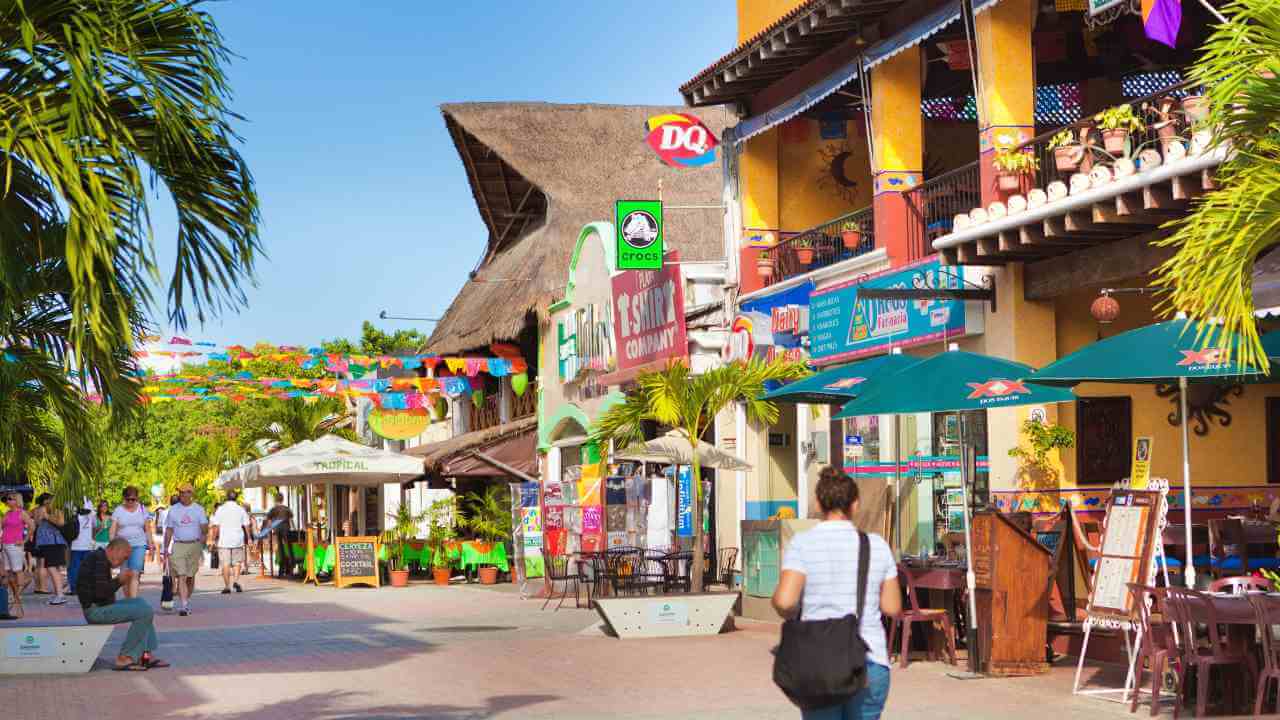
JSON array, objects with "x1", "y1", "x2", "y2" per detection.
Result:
[
  {"x1": 1020, "y1": 224, "x2": 1091, "y2": 248},
  {"x1": 1024, "y1": 228, "x2": 1174, "y2": 300},
  {"x1": 1171, "y1": 174, "x2": 1205, "y2": 202},
  {"x1": 450, "y1": 124, "x2": 499, "y2": 240},
  {"x1": 1091, "y1": 203, "x2": 1160, "y2": 227},
  {"x1": 1047, "y1": 215, "x2": 1118, "y2": 241},
  {"x1": 1143, "y1": 183, "x2": 1185, "y2": 212},
  {"x1": 957, "y1": 242, "x2": 1005, "y2": 265},
  {"x1": 997, "y1": 230, "x2": 1052, "y2": 257}
]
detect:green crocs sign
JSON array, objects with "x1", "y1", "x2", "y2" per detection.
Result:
[{"x1": 616, "y1": 200, "x2": 663, "y2": 270}]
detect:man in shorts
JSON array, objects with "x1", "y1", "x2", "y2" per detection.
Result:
[
  {"x1": 211, "y1": 490, "x2": 251, "y2": 595},
  {"x1": 162, "y1": 485, "x2": 207, "y2": 617}
]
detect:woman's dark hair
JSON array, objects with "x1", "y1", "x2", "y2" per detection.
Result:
[
  {"x1": 122, "y1": 486, "x2": 139, "y2": 501},
  {"x1": 815, "y1": 466, "x2": 859, "y2": 514}
]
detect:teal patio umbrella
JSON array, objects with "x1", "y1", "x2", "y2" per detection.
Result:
[
  {"x1": 835, "y1": 348, "x2": 1076, "y2": 674},
  {"x1": 1026, "y1": 319, "x2": 1265, "y2": 589}
]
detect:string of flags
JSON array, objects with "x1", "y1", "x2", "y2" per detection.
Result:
[{"x1": 134, "y1": 342, "x2": 526, "y2": 378}]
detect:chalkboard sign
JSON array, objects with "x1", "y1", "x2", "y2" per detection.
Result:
[
  {"x1": 334, "y1": 535, "x2": 381, "y2": 589},
  {"x1": 1036, "y1": 530, "x2": 1062, "y2": 555}
]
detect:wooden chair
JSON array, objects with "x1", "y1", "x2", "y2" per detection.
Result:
[
  {"x1": 889, "y1": 564, "x2": 957, "y2": 669},
  {"x1": 1164, "y1": 586, "x2": 1255, "y2": 717},
  {"x1": 1208, "y1": 575, "x2": 1275, "y2": 595},
  {"x1": 1208, "y1": 518, "x2": 1250, "y2": 578},
  {"x1": 1248, "y1": 593, "x2": 1280, "y2": 717},
  {"x1": 1126, "y1": 583, "x2": 1178, "y2": 717}
]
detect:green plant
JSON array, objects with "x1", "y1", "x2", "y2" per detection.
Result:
[
  {"x1": 424, "y1": 496, "x2": 457, "y2": 570},
  {"x1": 1008, "y1": 419, "x2": 1076, "y2": 469},
  {"x1": 1047, "y1": 129, "x2": 1078, "y2": 150},
  {"x1": 1094, "y1": 104, "x2": 1146, "y2": 133},
  {"x1": 757, "y1": 248, "x2": 773, "y2": 261},
  {"x1": 384, "y1": 503, "x2": 431, "y2": 571},
  {"x1": 459, "y1": 485, "x2": 513, "y2": 544},
  {"x1": 793, "y1": 235, "x2": 813, "y2": 248},
  {"x1": 992, "y1": 149, "x2": 1040, "y2": 174},
  {"x1": 841, "y1": 220, "x2": 862, "y2": 233}
]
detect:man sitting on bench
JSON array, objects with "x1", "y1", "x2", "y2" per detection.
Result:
[{"x1": 76, "y1": 538, "x2": 169, "y2": 671}]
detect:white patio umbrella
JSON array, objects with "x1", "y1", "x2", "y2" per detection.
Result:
[
  {"x1": 612, "y1": 429, "x2": 753, "y2": 472},
  {"x1": 215, "y1": 434, "x2": 423, "y2": 489}
]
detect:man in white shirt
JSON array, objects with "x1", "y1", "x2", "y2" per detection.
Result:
[
  {"x1": 211, "y1": 490, "x2": 251, "y2": 595},
  {"x1": 162, "y1": 485, "x2": 208, "y2": 617}
]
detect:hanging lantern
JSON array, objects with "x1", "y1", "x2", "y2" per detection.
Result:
[
  {"x1": 511, "y1": 371, "x2": 529, "y2": 397},
  {"x1": 1090, "y1": 294, "x2": 1120, "y2": 324}
]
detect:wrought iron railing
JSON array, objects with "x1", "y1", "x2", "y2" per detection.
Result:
[
  {"x1": 468, "y1": 381, "x2": 537, "y2": 433},
  {"x1": 762, "y1": 206, "x2": 875, "y2": 286},
  {"x1": 905, "y1": 162, "x2": 981, "y2": 261}
]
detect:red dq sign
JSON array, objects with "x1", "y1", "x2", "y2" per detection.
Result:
[{"x1": 611, "y1": 254, "x2": 688, "y2": 371}]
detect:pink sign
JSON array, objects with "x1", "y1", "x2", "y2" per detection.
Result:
[
  {"x1": 611, "y1": 254, "x2": 688, "y2": 371},
  {"x1": 582, "y1": 506, "x2": 603, "y2": 534}
]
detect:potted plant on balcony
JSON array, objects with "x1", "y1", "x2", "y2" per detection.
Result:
[
  {"x1": 991, "y1": 149, "x2": 1039, "y2": 193},
  {"x1": 384, "y1": 503, "x2": 430, "y2": 587},
  {"x1": 1180, "y1": 93, "x2": 1209, "y2": 124},
  {"x1": 459, "y1": 485, "x2": 513, "y2": 585},
  {"x1": 840, "y1": 220, "x2": 862, "y2": 250},
  {"x1": 793, "y1": 236, "x2": 815, "y2": 266},
  {"x1": 756, "y1": 248, "x2": 774, "y2": 281},
  {"x1": 1094, "y1": 104, "x2": 1145, "y2": 156},
  {"x1": 1047, "y1": 129, "x2": 1087, "y2": 173},
  {"x1": 424, "y1": 496, "x2": 457, "y2": 587}
]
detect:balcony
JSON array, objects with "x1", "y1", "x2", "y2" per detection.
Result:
[
  {"x1": 759, "y1": 206, "x2": 875, "y2": 287},
  {"x1": 905, "y1": 162, "x2": 982, "y2": 262},
  {"x1": 468, "y1": 384, "x2": 537, "y2": 434}
]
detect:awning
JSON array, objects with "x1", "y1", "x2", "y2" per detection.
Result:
[
  {"x1": 740, "y1": 280, "x2": 815, "y2": 314},
  {"x1": 405, "y1": 415, "x2": 537, "y2": 484},
  {"x1": 862, "y1": 0, "x2": 962, "y2": 72},
  {"x1": 727, "y1": 56, "x2": 862, "y2": 146},
  {"x1": 972, "y1": 0, "x2": 1002, "y2": 14}
]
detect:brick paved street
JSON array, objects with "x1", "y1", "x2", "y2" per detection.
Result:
[{"x1": 3, "y1": 567, "x2": 1168, "y2": 719}]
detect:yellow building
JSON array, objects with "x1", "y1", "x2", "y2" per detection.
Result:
[{"x1": 684, "y1": 0, "x2": 1275, "y2": 565}]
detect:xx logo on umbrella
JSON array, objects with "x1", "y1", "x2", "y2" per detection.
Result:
[
  {"x1": 1177, "y1": 348, "x2": 1227, "y2": 368},
  {"x1": 825, "y1": 377, "x2": 866, "y2": 390},
  {"x1": 966, "y1": 379, "x2": 1030, "y2": 400}
]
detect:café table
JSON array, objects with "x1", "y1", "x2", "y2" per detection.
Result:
[
  {"x1": 459, "y1": 541, "x2": 509, "y2": 572},
  {"x1": 900, "y1": 560, "x2": 967, "y2": 657},
  {"x1": 1176, "y1": 591, "x2": 1276, "y2": 714}
]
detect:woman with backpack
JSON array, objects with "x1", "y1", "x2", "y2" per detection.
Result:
[
  {"x1": 33, "y1": 502, "x2": 69, "y2": 605},
  {"x1": 771, "y1": 467, "x2": 902, "y2": 720}
]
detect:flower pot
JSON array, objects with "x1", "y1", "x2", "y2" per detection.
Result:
[
  {"x1": 756, "y1": 260, "x2": 773, "y2": 281},
  {"x1": 1053, "y1": 145, "x2": 1084, "y2": 173},
  {"x1": 432, "y1": 567, "x2": 451, "y2": 586},
  {"x1": 478, "y1": 566, "x2": 499, "y2": 585},
  {"x1": 996, "y1": 171, "x2": 1021, "y2": 193},
  {"x1": 1181, "y1": 95, "x2": 1208, "y2": 123},
  {"x1": 1154, "y1": 120, "x2": 1178, "y2": 141},
  {"x1": 840, "y1": 230, "x2": 861, "y2": 250},
  {"x1": 1101, "y1": 129, "x2": 1129, "y2": 155},
  {"x1": 795, "y1": 247, "x2": 814, "y2": 265},
  {"x1": 389, "y1": 569, "x2": 410, "y2": 587}
]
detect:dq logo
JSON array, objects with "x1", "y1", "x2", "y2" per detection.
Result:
[
  {"x1": 645, "y1": 114, "x2": 719, "y2": 168},
  {"x1": 966, "y1": 379, "x2": 1030, "y2": 400},
  {"x1": 1178, "y1": 348, "x2": 1227, "y2": 368}
]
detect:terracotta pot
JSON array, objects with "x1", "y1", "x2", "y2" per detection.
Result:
[
  {"x1": 841, "y1": 230, "x2": 861, "y2": 250},
  {"x1": 795, "y1": 247, "x2": 814, "y2": 265},
  {"x1": 1101, "y1": 129, "x2": 1129, "y2": 155},
  {"x1": 757, "y1": 259, "x2": 773, "y2": 280},
  {"x1": 996, "y1": 171, "x2": 1021, "y2": 192},
  {"x1": 432, "y1": 567, "x2": 451, "y2": 586},
  {"x1": 1155, "y1": 120, "x2": 1178, "y2": 140},
  {"x1": 1181, "y1": 95, "x2": 1208, "y2": 123},
  {"x1": 389, "y1": 569, "x2": 410, "y2": 587},
  {"x1": 478, "y1": 566, "x2": 499, "y2": 585},
  {"x1": 1053, "y1": 145, "x2": 1084, "y2": 172}
]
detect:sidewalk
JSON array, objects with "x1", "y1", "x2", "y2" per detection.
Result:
[{"x1": 0, "y1": 566, "x2": 1208, "y2": 719}]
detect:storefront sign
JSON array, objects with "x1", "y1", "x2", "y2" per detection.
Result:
[
  {"x1": 559, "y1": 302, "x2": 615, "y2": 382},
  {"x1": 724, "y1": 312, "x2": 770, "y2": 363},
  {"x1": 558, "y1": 318, "x2": 578, "y2": 380},
  {"x1": 612, "y1": 257, "x2": 688, "y2": 370},
  {"x1": 616, "y1": 200, "x2": 664, "y2": 270},
  {"x1": 644, "y1": 113, "x2": 719, "y2": 168},
  {"x1": 676, "y1": 467, "x2": 693, "y2": 537},
  {"x1": 367, "y1": 408, "x2": 430, "y2": 440},
  {"x1": 1130, "y1": 436, "x2": 1153, "y2": 489},
  {"x1": 809, "y1": 259, "x2": 971, "y2": 365}
]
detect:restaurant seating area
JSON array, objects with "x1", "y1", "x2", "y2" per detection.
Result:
[{"x1": 540, "y1": 546, "x2": 739, "y2": 611}]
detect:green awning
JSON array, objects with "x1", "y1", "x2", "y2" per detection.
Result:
[{"x1": 762, "y1": 353, "x2": 919, "y2": 405}]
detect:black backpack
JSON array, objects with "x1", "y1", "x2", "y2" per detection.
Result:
[
  {"x1": 59, "y1": 511, "x2": 82, "y2": 543},
  {"x1": 772, "y1": 530, "x2": 872, "y2": 710}
]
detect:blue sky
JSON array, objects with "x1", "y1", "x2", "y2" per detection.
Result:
[{"x1": 147, "y1": 1, "x2": 735, "y2": 349}]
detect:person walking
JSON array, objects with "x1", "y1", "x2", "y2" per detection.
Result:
[
  {"x1": 159, "y1": 493, "x2": 179, "y2": 612},
  {"x1": 93, "y1": 500, "x2": 113, "y2": 549},
  {"x1": 77, "y1": 538, "x2": 169, "y2": 671},
  {"x1": 109, "y1": 487, "x2": 153, "y2": 598},
  {"x1": 30, "y1": 493, "x2": 53, "y2": 594},
  {"x1": 67, "y1": 502, "x2": 96, "y2": 592},
  {"x1": 772, "y1": 467, "x2": 901, "y2": 720},
  {"x1": 162, "y1": 485, "x2": 207, "y2": 617},
  {"x1": 267, "y1": 493, "x2": 294, "y2": 577},
  {"x1": 2, "y1": 492, "x2": 33, "y2": 600},
  {"x1": 149, "y1": 500, "x2": 167, "y2": 566},
  {"x1": 34, "y1": 506, "x2": 69, "y2": 605},
  {"x1": 211, "y1": 490, "x2": 251, "y2": 594}
]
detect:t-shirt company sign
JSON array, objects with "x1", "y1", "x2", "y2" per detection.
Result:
[{"x1": 611, "y1": 255, "x2": 688, "y2": 371}]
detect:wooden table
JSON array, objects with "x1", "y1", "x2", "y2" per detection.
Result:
[{"x1": 901, "y1": 562, "x2": 966, "y2": 658}]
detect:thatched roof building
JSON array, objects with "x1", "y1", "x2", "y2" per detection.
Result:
[{"x1": 427, "y1": 102, "x2": 733, "y2": 356}]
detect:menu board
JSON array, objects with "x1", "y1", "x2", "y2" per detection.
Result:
[
  {"x1": 1084, "y1": 491, "x2": 1160, "y2": 623},
  {"x1": 334, "y1": 535, "x2": 381, "y2": 589}
]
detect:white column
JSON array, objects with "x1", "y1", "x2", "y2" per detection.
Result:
[
  {"x1": 735, "y1": 403, "x2": 746, "y2": 560},
  {"x1": 499, "y1": 377, "x2": 514, "y2": 424},
  {"x1": 796, "y1": 403, "x2": 810, "y2": 519}
]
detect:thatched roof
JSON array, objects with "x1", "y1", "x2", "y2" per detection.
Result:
[{"x1": 427, "y1": 102, "x2": 733, "y2": 356}]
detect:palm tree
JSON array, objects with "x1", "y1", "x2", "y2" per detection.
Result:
[
  {"x1": 257, "y1": 398, "x2": 350, "y2": 451},
  {"x1": 1154, "y1": 0, "x2": 1280, "y2": 370},
  {"x1": 590, "y1": 358, "x2": 808, "y2": 592}
]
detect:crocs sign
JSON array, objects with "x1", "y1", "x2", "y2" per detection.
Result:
[{"x1": 645, "y1": 114, "x2": 719, "y2": 168}]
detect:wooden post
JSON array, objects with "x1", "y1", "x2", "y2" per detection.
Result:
[{"x1": 304, "y1": 524, "x2": 319, "y2": 586}]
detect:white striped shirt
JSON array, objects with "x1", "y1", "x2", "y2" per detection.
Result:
[{"x1": 782, "y1": 521, "x2": 897, "y2": 667}]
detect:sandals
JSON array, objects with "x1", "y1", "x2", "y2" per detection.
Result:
[
  {"x1": 113, "y1": 662, "x2": 148, "y2": 672},
  {"x1": 141, "y1": 654, "x2": 170, "y2": 669}
]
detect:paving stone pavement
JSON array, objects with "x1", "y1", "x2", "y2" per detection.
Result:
[{"x1": 0, "y1": 565, "x2": 1196, "y2": 719}]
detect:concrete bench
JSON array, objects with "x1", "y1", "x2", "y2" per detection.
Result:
[{"x1": 0, "y1": 619, "x2": 113, "y2": 674}]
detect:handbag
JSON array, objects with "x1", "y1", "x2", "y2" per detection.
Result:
[
  {"x1": 210, "y1": 548, "x2": 220, "y2": 570},
  {"x1": 772, "y1": 530, "x2": 872, "y2": 710}
]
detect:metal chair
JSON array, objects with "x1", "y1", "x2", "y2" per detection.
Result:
[
  {"x1": 1126, "y1": 583, "x2": 1178, "y2": 717},
  {"x1": 888, "y1": 564, "x2": 957, "y2": 669},
  {"x1": 1208, "y1": 518, "x2": 1251, "y2": 579},
  {"x1": 1164, "y1": 586, "x2": 1255, "y2": 717},
  {"x1": 711, "y1": 547, "x2": 739, "y2": 590},
  {"x1": 1249, "y1": 593, "x2": 1280, "y2": 717},
  {"x1": 1208, "y1": 575, "x2": 1275, "y2": 595},
  {"x1": 662, "y1": 551, "x2": 693, "y2": 593},
  {"x1": 541, "y1": 554, "x2": 581, "y2": 611}
]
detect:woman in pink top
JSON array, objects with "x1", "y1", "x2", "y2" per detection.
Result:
[{"x1": 2, "y1": 492, "x2": 34, "y2": 593}]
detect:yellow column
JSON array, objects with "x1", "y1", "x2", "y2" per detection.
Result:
[
  {"x1": 737, "y1": 0, "x2": 809, "y2": 42},
  {"x1": 741, "y1": 130, "x2": 779, "y2": 232},
  {"x1": 870, "y1": 47, "x2": 923, "y2": 267},
  {"x1": 975, "y1": 0, "x2": 1036, "y2": 204}
]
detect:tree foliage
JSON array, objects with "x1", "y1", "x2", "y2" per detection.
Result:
[
  {"x1": 1154, "y1": 0, "x2": 1280, "y2": 370},
  {"x1": 320, "y1": 321, "x2": 429, "y2": 356}
]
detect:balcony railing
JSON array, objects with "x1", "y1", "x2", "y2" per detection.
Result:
[
  {"x1": 905, "y1": 162, "x2": 981, "y2": 261},
  {"x1": 761, "y1": 206, "x2": 875, "y2": 286},
  {"x1": 468, "y1": 383, "x2": 537, "y2": 433}
]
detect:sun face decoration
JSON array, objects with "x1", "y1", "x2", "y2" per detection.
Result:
[{"x1": 816, "y1": 141, "x2": 860, "y2": 204}]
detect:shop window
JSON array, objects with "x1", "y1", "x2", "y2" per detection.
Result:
[
  {"x1": 1268, "y1": 398, "x2": 1280, "y2": 484},
  {"x1": 1076, "y1": 397, "x2": 1132, "y2": 484}
]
